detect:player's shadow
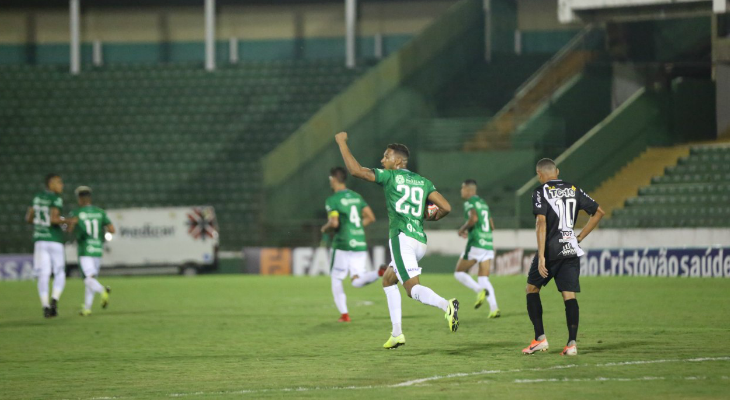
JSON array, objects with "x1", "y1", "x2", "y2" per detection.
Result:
[
  {"x1": 408, "y1": 340, "x2": 516, "y2": 357},
  {"x1": 578, "y1": 340, "x2": 653, "y2": 355}
]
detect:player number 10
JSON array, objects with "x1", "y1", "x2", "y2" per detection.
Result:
[
  {"x1": 556, "y1": 198, "x2": 577, "y2": 230},
  {"x1": 395, "y1": 185, "x2": 424, "y2": 217}
]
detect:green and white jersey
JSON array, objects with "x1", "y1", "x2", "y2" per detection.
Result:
[
  {"x1": 69, "y1": 205, "x2": 112, "y2": 258},
  {"x1": 31, "y1": 191, "x2": 64, "y2": 243},
  {"x1": 325, "y1": 189, "x2": 368, "y2": 251},
  {"x1": 464, "y1": 195, "x2": 493, "y2": 250},
  {"x1": 372, "y1": 168, "x2": 436, "y2": 244}
]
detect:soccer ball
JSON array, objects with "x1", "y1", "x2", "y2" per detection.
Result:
[{"x1": 425, "y1": 202, "x2": 439, "y2": 219}]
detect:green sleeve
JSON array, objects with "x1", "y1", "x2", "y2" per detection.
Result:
[
  {"x1": 372, "y1": 168, "x2": 391, "y2": 186},
  {"x1": 52, "y1": 195, "x2": 63, "y2": 210},
  {"x1": 102, "y1": 211, "x2": 112, "y2": 227},
  {"x1": 464, "y1": 199, "x2": 475, "y2": 212},
  {"x1": 325, "y1": 196, "x2": 336, "y2": 214}
]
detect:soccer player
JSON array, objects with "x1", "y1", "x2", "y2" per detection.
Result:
[
  {"x1": 25, "y1": 173, "x2": 76, "y2": 318},
  {"x1": 334, "y1": 132, "x2": 458, "y2": 349},
  {"x1": 321, "y1": 167, "x2": 381, "y2": 322},
  {"x1": 454, "y1": 179, "x2": 500, "y2": 317},
  {"x1": 523, "y1": 158, "x2": 604, "y2": 356},
  {"x1": 68, "y1": 186, "x2": 114, "y2": 316}
]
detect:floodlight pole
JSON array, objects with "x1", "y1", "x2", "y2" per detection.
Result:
[
  {"x1": 70, "y1": 0, "x2": 80, "y2": 75},
  {"x1": 205, "y1": 0, "x2": 216, "y2": 71},
  {"x1": 345, "y1": 0, "x2": 357, "y2": 69}
]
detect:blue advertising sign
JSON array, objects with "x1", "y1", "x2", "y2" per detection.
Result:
[
  {"x1": 0, "y1": 254, "x2": 35, "y2": 281},
  {"x1": 580, "y1": 247, "x2": 730, "y2": 278}
]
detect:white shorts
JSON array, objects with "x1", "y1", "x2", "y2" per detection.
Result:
[
  {"x1": 388, "y1": 232, "x2": 427, "y2": 284},
  {"x1": 330, "y1": 250, "x2": 368, "y2": 280},
  {"x1": 33, "y1": 241, "x2": 65, "y2": 278},
  {"x1": 79, "y1": 256, "x2": 102, "y2": 278},
  {"x1": 460, "y1": 247, "x2": 495, "y2": 263}
]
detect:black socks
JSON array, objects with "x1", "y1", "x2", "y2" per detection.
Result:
[
  {"x1": 526, "y1": 293, "x2": 544, "y2": 340},
  {"x1": 565, "y1": 298, "x2": 579, "y2": 344}
]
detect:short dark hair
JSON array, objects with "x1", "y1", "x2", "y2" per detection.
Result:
[
  {"x1": 463, "y1": 179, "x2": 477, "y2": 187},
  {"x1": 387, "y1": 143, "x2": 410, "y2": 161},
  {"x1": 77, "y1": 190, "x2": 91, "y2": 198},
  {"x1": 536, "y1": 158, "x2": 557, "y2": 172},
  {"x1": 45, "y1": 173, "x2": 60, "y2": 188},
  {"x1": 330, "y1": 167, "x2": 347, "y2": 183}
]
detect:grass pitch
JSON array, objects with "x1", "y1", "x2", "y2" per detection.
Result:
[{"x1": 1, "y1": 274, "x2": 729, "y2": 399}]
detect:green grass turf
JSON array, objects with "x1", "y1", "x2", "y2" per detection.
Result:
[{"x1": 1, "y1": 274, "x2": 729, "y2": 399}]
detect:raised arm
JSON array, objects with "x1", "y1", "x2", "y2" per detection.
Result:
[
  {"x1": 426, "y1": 191, "x2": 451, "y2": 221},
  {"x1": 577, "y1": 206, "x2": 604, "y2": 243},
  {"x1": 335, "y1": 132, "x2": 375, "y2": 182}
]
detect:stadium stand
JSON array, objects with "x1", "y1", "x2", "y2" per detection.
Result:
[
  {"x1": 606, "y1": 144, "x2": 730, "y2": 228},
  {"x1": 0, "y1": 60, "x2": 370, "y2": 252}
]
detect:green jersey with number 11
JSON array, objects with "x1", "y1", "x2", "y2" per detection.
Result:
[
  {"x1": 69, "y1": 205, "x2": 112, "y2": 258},
  {"x1": 325, "y1": 189, "x2": 368, "y2": 251},
  {"x1": 464, "y1": 195, "x2": 493, "y2": 250},
  {"x1": 31, "y1": 191, "x2": 64, "y2": 243},
  {"x1": 373, "y1": 168, "x2": 436, "y2": 244}
]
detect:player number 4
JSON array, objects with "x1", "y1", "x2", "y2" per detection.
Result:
[
  {"x1": 395, "y1": 185, "x2": 424, "y2": 217},
  {"x1": 349, "y1": 205, "x2": 361, "y2": 228}
]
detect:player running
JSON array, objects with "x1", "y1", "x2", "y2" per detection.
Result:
[
  {"x1": 335, "y1": 132, "x2": 458, "y2": 349},
  {"x1": 26, "y1": 173, "x2": 76, "y2": 318},
  {"x1": 321, "y1": 167, "x2": 381, "y2": 322},
  {"x1": 454, "y1": 179, "x2": 500, "y2": 317},
  {"x1": 523, "y1": 159, "x2": 604, "y2": 356},
  {"x1": 68, "y1": 186, "x2": 114, "y2": 316}
]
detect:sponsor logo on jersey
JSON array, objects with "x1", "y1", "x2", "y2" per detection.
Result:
[
  {"x1": 340, "y1": 198, "x2": 361, "y2": 206},
  {"x1": 535, "y1": 190, "x2": 542, "y2": 208},
  {"x1": 395, "y1": 175, "x2": 405, "y2": 184},
  {"x1": 559, "y1": 230, "x2": 576, "y2": 243},
  {"x1": 404, "y1": 177, "x2": 425, "y2": 186},
  {"x1": 547, "y1": 187, "x2": 575, "y2": 199},
  {"x1": 478, "y1": 239, "x2": 491, "y2": 247},
  {"x1": 349, "y1": 239, "x2": 367, "y2": 248},
  {"x1": 559, "y1": 243, "x2": 578, "y2": 257}
]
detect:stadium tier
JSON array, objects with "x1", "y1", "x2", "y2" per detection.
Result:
[
  {"x1": 0, "y1": 61, "x2": 370, "y2": 252},
  {"x1": 606, "y1": 144, "x2": 730, "y2": 228}
]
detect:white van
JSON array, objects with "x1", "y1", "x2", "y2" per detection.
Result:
[{"x1": 65, "y1": 206, "x2": 219, "y2": 275}]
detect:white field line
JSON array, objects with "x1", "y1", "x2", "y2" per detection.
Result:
[
  {"x1": 513, "y1": 376, "x2": 708, "y2": 384},
  {"x1": 121, "y1": 356, "x2": 729, "y2": 399}
]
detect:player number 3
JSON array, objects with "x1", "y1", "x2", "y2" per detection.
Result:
[{"x1": 395, "y1": 185, "x2": 424, "y2": 217}]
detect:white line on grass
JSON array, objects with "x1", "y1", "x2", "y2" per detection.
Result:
[{"x1": 158, "y1": 356, "x2": 730, "y2": 398}]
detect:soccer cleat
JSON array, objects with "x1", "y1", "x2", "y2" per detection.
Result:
[
  {"x1": 383, "y1": 334, "x2": 406, "y2": 349},
  {"x1": 522, "y1": 337, "x2": 549, "y2": 355},
  {"x1": 488, "y1": 309, "x2": 501, "y2": 319},
  {"x1": 445, "y1": 298, "x2": 459, "y2": 332},
  {"x1": 561, "y1": 344, "x2": 578, "y2": 356},
  {"x1": 50, "y1": 299, "x2": 58, "y2": 317},
  {"x1": 474, "y1": 289, "x2": 488, "y2": 309},
  {"x1": 338, "y1": 313, "x2": 351, "y2": 322},
  {"x1": 43, "y1": 307, "x2": 52, "y2": 318},
  {"x1": 79, "y1": 308, "x2": 91, "y2": 317},
  {"x1": 101, "y1": 286, "x2": 111, "y2": 309},
  {"x1": 378, "y1": 264, "x2": 387, "y2": 277}
]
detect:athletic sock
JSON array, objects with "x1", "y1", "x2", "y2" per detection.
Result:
[
  {"x1": 526, "y1": 293, "x2": 545, "y2": 340},
  {"x1": 38, "y1": 275, "x2": 50, "y2": 308},
  {"x1": 331, "y1": 277, "x2": 348, "y2": 314},
  {"x1": 51, "y1": 271, "x2": 66, "y2": 300},
  {"x1": 84, "y1": 286, "x2": 94, "y2": 310},
  {"x1": 383, "y1": 285, "x2": 402, "y2": 336},
  {"x1": 478, "y1": 276, "x2": 498, "y2": 311},
  {"x1": 411, "y1": 284, "x2": 448, "y2": 312},
  {"x1": 454, "y1": 272, "x2": 481, "y2": 293},
  {"x1": 565, "y1": 298, "x2": 579, "y2": 344},
  {"x1": 351, "y1": 270, "x2": 380, "y2": 288}
]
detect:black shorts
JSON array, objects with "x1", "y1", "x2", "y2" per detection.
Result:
[{"x1": 527, "y1": 255, "x2": 581, "y2": 292}]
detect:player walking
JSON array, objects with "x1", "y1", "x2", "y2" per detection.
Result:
[
  {"x1": 335, "y1": 132, "x2": 458, "y2": 349},
  {"x1": 321, "y1": 167, "x2": 381, "y2": 322},
  {"x1": 68, "y1": 186, "x2": 114, "y2": 316},
  {"x1": 454, "y1": 179, "x2": 500, "y2": 317},
  {"x1": 25, "y1": 173, "x2": 76, "y2": 318},
  {"x1": 523, "y1": 159, "x2": 604, "y2": 356}
]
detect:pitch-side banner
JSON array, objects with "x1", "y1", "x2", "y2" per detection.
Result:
[
  {"x1": 243, "y1": 246, "x2": 387, "y2": 276},
  {"x1": 0, "y1": 254, "x2": 34, "y2": 281}
]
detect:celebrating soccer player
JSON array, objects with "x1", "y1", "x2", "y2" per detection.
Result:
[
  {"x1": 321, "y1": 167, "x2": 382, "y2": 323},
  {"x1": 67, "y1": 186, "x2": 114, "y2": 316},
  {"x1": 523, "y1": 158, "x2": 604, "y2": 356},
  {"x1": 454, "y1": 179, "x2": 500, "y2": 317},
  {"x1": 335, "y1": 132, "x2": 458, "y2": 349},
  {"x1": 25, "y1": 173, "x2": 76, "y2": 318}
]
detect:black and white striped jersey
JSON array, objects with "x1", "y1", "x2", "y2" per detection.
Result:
[{"x1": 532, "y1": 179, "x2": 599, "y2": 261}]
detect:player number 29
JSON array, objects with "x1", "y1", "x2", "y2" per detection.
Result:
[
  {"x1": 556, "y1": 198, "x2": 577, "y2": 230},
  {"x1": 395, "y1": 185, "x2": 424, "y2": 217}
]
